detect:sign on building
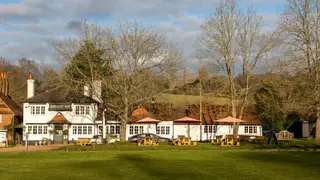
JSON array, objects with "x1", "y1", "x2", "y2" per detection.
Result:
[{"x1": 49, "y1": 104, "x2": 72, "y2": 111}]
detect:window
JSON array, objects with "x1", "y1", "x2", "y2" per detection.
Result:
[
  {"x1": 86, "y1": 106, "x2": 90, "y2": 115},
  {"x1": 253, "y1": 126, "x2": 257, "y2": 133},
  {"x1": 28, "y1": 126, "x2": 32, "y2": 133},
  {"x1": 116, "y1": 126, "x2": 120, "y2": 134},
  {"x1": 156, "y1": 126, "x2": 160, "y2": 134},
  {"x1": 78, "y1": 126, "x2": 82, "y2": 134},
  {"x1": 161, "y1": 126, "x2": 165, "y2": 134},
  {"x1": 213, "y1": 125, "x2": 217, "y2": 133},
  {"x1": 129, "y1": 126, "x2": 134, "y2": 135},
  {"x1": 134, "y1": 126, "x2": 138, "y2": 134},
  {"x1": 31, "y1": 106, "x2": 35, "y2": 115},
  {"x1": 88, "y1": 126, "x2": 92, "y2": 134},
  {"x1": 38, "y1": 126, "x2": 43, "y2": 134},
  {"x1": 30, "y1": 105, "x2": 45, "y2": 115},
  {"x1": 83, "y1": 126, "x2": 88, "y2": 134},
  {"x1": 73, "y1": 126, "x2": 77, "y2": 134},
  {"x1": 106, "y1": 126, "x2": 109, "y2": 134},
  {"x1": 245, "y1": 126, "x2": 249, "y2": 133},
  {"x1": 41, "y1": 106, "x2": 45, "y2": 114},
  {"x1": 209, "y1": 126, "x2": 213, "y2": 133},
  {"x1": 75, "y1": 106, "x2": 80, "y2": 115},
  {"x1": 43, "y1": 126, "x2": 48, "y2": 134},
  {"x1": 33, "y1": 126, "x2": 37, "y2": 134},
  {"x1": 80, "y1": 106, "x2": 85, "y2": 115},
  {"x1": 139, "y1": 126, "x2": 143, "y2": 134},
  {"x1": 110, "y1": 126, "x2": 115, "y2": 134},
  {"x1": 36, "y1": 106, "x2": 40, "y2": 114},
  {"x1": 204, "y1": 125, "x2": 208, "y2": 133},
  {"x1": 166, "y1": 126, "x2": 170, "y2": 135},
  {"x1": 249, "y1": 126, "x2": 253, "y2": 133}
]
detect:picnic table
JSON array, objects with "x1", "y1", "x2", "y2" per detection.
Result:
[
  {"x1": 220, "y1": 135, "x2": 240, "y2": 146},
  {"x1": 172, "y1": 136, "x2": 196, "y2": 146},
  {"x1": 137, "y1": 136, "x2": 159, "y2": 146},
  {"x1": 77, "y1": 138, "x2": 92, "y2": 146}
]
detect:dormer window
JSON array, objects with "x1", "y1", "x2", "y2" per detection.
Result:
[{"x1": 75, "y1": 105, "x2": 90, "y2": 115}]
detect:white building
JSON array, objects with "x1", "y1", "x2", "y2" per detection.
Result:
[
  {"x1": 22, "y1": 73, "x2": 109, "y2": 144},
  {"x1": 23, "y1": 73, "x2": 262, "y2": 144},
  {"x1": 126, "y1": 107, "x2": 263, "y2": 141}
]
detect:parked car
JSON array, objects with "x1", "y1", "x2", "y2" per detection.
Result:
[{"x1": 128, "y1": 133, "x2": 171, "y2": 142}]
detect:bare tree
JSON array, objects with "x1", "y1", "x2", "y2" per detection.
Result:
[
  {"x1": 279, "y1": 0, "x2": 320, "y2": 138},
  {"x1": 197, "y1": 0, "x2": 275, "y2": 119},
  {"x1": 55, "y1": 21, "x2": 182, "y2": 140}
]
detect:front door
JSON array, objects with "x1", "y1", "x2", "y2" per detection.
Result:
[{"x1": 54, "y1": 125, "x2": 63, "y2": 144}]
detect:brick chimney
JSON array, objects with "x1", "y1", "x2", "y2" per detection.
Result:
[
  {"x1": 27, "y1": 73, "x2": 35, "y2": 99},
  {"x1": 92, "y1": 72, "x2": 102, "y2": 103},
  {"x1": 0, "y1": 72, "x2": 9, "y2": 96}
]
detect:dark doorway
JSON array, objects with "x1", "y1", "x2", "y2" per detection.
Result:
[{"x1": 54, "y1": 125, "x2": 63, "y2": 144}]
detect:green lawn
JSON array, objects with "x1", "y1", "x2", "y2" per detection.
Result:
[{"x1": 1, "y1": 149, "x2": 320, "y2": 180}]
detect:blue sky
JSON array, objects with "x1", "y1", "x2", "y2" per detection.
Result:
[{"x1": 0, "y1": 0, "x2": 285, "y2": 71}]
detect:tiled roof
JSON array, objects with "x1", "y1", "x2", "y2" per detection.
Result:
[
  {"x1": 47, "y1": 112, "x2": 71, "y2": 124},
  {"x1": 0, "y1": 92, "x2": 22, "y2": 116},
  {"x1": 24, "y1": 87, "x2": 99, "y2": 104}
]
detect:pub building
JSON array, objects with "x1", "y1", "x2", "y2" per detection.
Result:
[{"x1": 22, "y1": 73, "x2": 119, "y2": 144}]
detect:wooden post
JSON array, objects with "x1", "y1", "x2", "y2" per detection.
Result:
[
  {"x1": 199, "y1": 76, "x2": 203, "y2": 141},
  {"x1": 25, "y1": 132, "x2": 28, "y2": 152}
]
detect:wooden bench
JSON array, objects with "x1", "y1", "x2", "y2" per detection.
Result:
[
  {"x1": 255, "y1": 136, "x2": 265, "y2": 143},
  {"x1": 276, "y1": 130, "x2": 295, "y2": 141},
  {"x1": 77, "y1": 138, "x2": 92, "y2": 146}
]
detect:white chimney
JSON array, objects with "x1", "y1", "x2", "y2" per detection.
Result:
[
  {"x1": 92, "y1": 72, "x2": 102, "y2": 103},
  {"x1": 27, "y1": 73, "x2": 35, "y2": 99},
  {"x1": 84, "y1": 84, "x2": 90, "y2": 97}
]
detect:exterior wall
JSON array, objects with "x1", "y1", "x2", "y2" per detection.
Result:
[
  {"x1": 23, "y1": 102, "x2": 99, "y2": 142},
  {"x1": 0, "y1": 100, "x2": 14, "y2": 141}
]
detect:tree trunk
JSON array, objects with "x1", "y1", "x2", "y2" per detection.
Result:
[{"x1": 120, "y1": 105, "x2": 129, "y2": 141}]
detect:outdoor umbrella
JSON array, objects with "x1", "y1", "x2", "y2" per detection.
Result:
[{"x1": 174, "y1": 117, "x2": 200, "y2": 138}]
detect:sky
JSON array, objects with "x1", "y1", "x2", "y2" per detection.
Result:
[{"x1": 0, "y1": 0, "x2": 285, "y2": 71}]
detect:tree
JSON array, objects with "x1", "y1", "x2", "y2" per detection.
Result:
[
  {"x1": 55, "y1": 21, "x2": 182, "y2": 140},
  {"x1": 279, "y1": 0, "x2": 320, "y2": 138},
  {"x1": 196, "y1": 0, "x2": 275, "y2": 136}
]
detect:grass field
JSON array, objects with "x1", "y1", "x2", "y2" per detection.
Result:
[
  {"x1": 1, "y1": 150, "x2": 320, "y2": 180},
  {"x1": 156, "y1": 93, "x2": 230, "y2": 107}
]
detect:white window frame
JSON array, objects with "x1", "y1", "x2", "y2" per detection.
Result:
[
  {"x1": 165, "y1": 126, "x2": 170, "y2": 135},
  {"x1": 129, "y1": 126, "x2": 134, "y2": 135},
  {"x1": 88, "y1": 126, "x2": 92, "y2": 134},
  {"x1": 30, "y1": 105, "x2": 46, "y2": 115},
  {"x1": 156, "y1": 126, "x2": 160, "y2": 134},
  {"x1": 116, "y1": 126, "x2": 120, "y2": 134}
]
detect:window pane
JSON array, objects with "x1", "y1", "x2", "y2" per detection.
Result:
[
  {"x1": 88, "y1": 126, "x2": 92, "y2": 134},
  {"x1": 249, "y1": 126, "x2": 253, "y2": 133},
  {"x1": 156, "y1": 126, "x2": 160, "y2": 134},
  {"x1": 73, "y1": 126, "x2": 77, "y2": 134},
  {"x1": 134, "y1": 126, "x2": 138, "y2": 134},
  {"x1": 209, "y1": 126, "x2": 213, "y2": 133},
  {"x1": 41, "y1": 106, "x2": 45, "y2": 114},
  {"x1": 36, "y1": 106, "x2": 40, "y2": 114},
  {"x1": 28, "y1": 126, "x2": 32, "y2": 134},
  {"x1": 116, "y1": 126, "x2": 120, "y2": 134},
  {"x1": 161, "y1": 126, "x2": 165, "y2": 134},
  {"x1": 31, "y1": 106, "x2": 35, "y2": 115},
  {"x1": 38, "y1": 126, "x2": 43, "y2": 134},
  {"x1": 129, "y1": 126, "x2": 133, "y2": 135},
  {"x1": 204, "y1": 125, "x2": 208, "y2": 133},
  {"x1": 86, "y1": 106, "x2": 90, "y2": 115},
  {"x1": 33, "y1": 126, "x2": 37, "y2": 134},
  {"x1": 245, "y1": 126, "x2": 248, "y2": 133},
  {"x1": 254, "y1": 126, "x2": 257, "y2": 133},
  {"x1": 78, "y1": 126, "x2": 82, "y2": 134},
  {"x1": 75, "y1": 106, "x2": 80, "y2": 115},
  {"x1": 111, "y1": 126, "x2": 115, "y2": 134},
  {"x1": 80, "y1": 106, "x2": 85, "y2": 115},
  {"x1": 43, "y1": 126, "x2": 48, "y2": 134},
  {"x1": 166, "y1": 126, "x2": 170, "y2": 135},
  {"x1": 83, "y1": 126, "x2": 87, "y2": 134},
  {"x1": 139, "y1": 126, "x2": 143, "y2": 134},
  {"x1": 213, "y1": 126, "x2": 217, "y2": 133}
]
